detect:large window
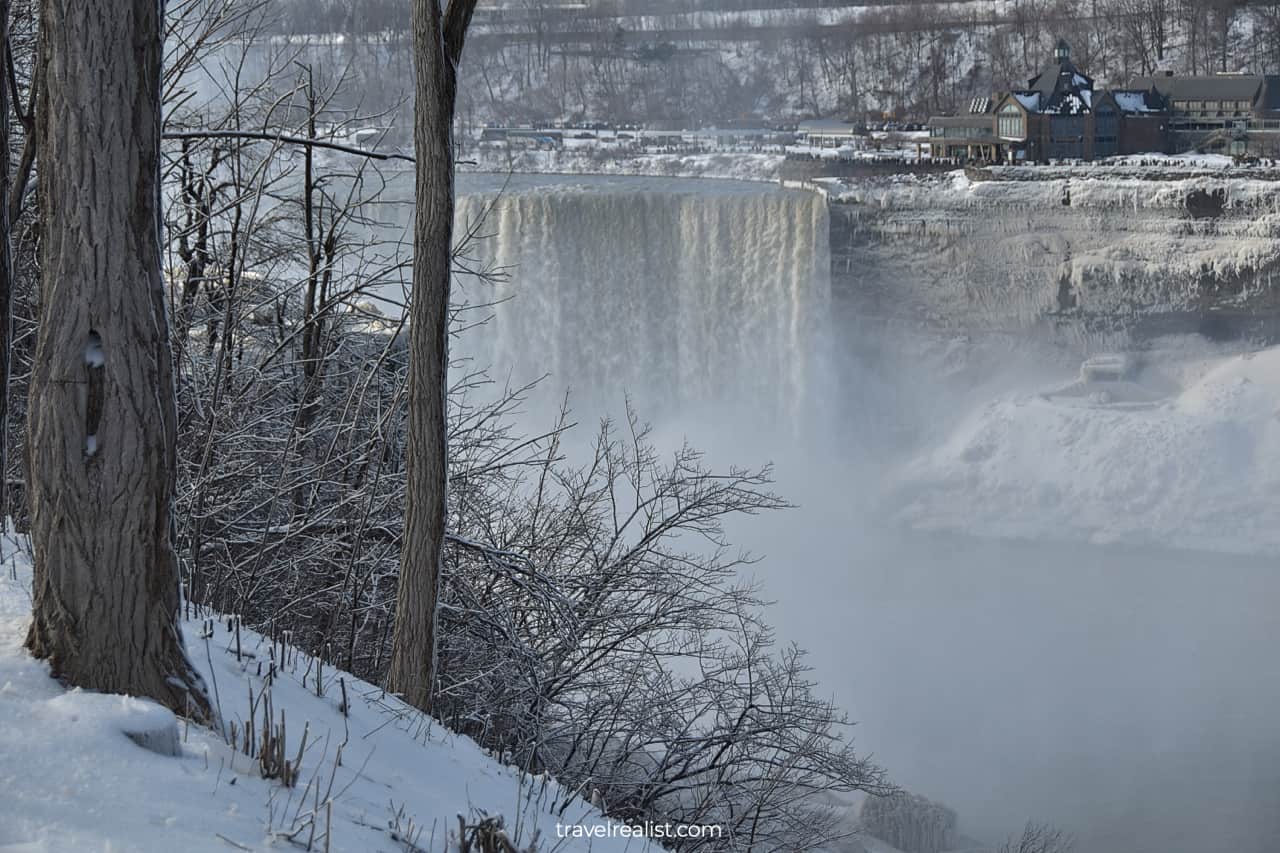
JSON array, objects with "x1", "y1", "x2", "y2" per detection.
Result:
[
  {"x1": 1095, "y1": 108, "x2": 1118, "y2": 157},
  {"x1": 998, "y1": 104, "x2": 1025, "y2": 140},
  {"x1": 1049, "y1": 115, "x2": 1086, "y2": 159}
]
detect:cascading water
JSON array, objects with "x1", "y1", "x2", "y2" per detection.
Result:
[
  {"x1": 371, "y1": 173, "x2": 1280, "y2": 853},
  {"x1": 452, "y1": 177, "x2": 831, "y2": 428}
]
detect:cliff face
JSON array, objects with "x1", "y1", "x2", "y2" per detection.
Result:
[{"x1": 830, "y1": 174, "x2": 1280, "y2": 349}]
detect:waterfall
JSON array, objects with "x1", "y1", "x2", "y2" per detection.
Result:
[{"x1": 452, "y1": 179, "x2": 832, "y2": 427}]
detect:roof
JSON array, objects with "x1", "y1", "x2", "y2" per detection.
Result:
[
  {"x1": 928, "y1": 115, "x2": 996, "y2": 129},
  {"x1": 1131, "y1": 74, "x2": 1266, "y2": 103},
  {"x1": 797, "y1": 119, "x2": 858, "y2": 133},
  {"x1": 1262, "y1": 79, "x2": 1280, "y2": 112},
  {"x1": 1025, "y1": 48, "x2": 1094, "y2": 114},
  {"x1": 1012, "y1": 92, "x2": 1041, "y2": 111},
  {"x1": 1109, "y1": 89, "x2": 1167, "y2": 114}
]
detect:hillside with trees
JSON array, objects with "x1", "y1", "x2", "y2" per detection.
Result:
[{"x1": 268, "y1": 0, "x2": 1280, "y2": 126}]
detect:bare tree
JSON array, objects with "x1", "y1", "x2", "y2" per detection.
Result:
[
  {"x1": 998, "y1": 821, "x2": 1075, "y2": 853},
  {"x1": 388, "y1": 0, "x2": 480, "y2": 712},
  {"x1": 24, "y1": 0, "x2": 212, "y2": 721}
]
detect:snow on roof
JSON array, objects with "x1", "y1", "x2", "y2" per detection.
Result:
[
  {"x1": 1014, "y1": 92, "x2": 1040, "y2": 111},
  {"x1": 1113, "y1": 91, "x2": 1161, "y2": 113},
  {"x1": 1044, "y1": 92, "x2": 1089, "y2": 115},
  {"x1": 798, "y1": 119, "x2": 858, "y2": 133}
]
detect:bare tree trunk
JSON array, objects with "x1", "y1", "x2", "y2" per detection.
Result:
[
  {"x1": 387, "y1": 0, "x2": 479, "y2": 713},
  {"x1": 25, "y1": 0, "x2": 212, "y2": 723},
  {"x1": 0, "y1": 0, "x2": 12, "y2": 524}
]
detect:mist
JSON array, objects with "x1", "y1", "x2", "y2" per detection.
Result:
[{"x1": 446, "y1": 174, "x2": 1280, "y2": 853}]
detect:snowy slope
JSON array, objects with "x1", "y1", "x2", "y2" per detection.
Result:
[
  {"x1": 896, "y1": 346, "x2": 1280, "y2": 555},
  {"x1": 0, "y1": 540, "x2": 656, "y2": 853}
]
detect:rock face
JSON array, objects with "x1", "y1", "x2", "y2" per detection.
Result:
[
  {"x1": 860, "y1": 791, "x2": 959, "y2": 853},
  {"x1": 830, "y1": 174, "x2": 1280, "y2": 350}
]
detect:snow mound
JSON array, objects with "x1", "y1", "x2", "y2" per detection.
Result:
[
  {"x1": 0, "y1": 541, "x2": 654, "y2": 853},
  {"x1": 896, "y1": 347, "x2": 1280, "y2": 555}
]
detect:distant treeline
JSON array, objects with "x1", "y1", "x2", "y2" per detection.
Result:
[{"x1": 267, "y1": 0, "x2": 1280, "y2": 130}]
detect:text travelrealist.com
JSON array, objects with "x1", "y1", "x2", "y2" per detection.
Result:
[{"x1": 556, "y1": 821, "x2": 725, "y2": 840}]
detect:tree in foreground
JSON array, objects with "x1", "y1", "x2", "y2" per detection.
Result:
[
  {"x1": 24, "y1": 0, "x2": 212, "y2": 722},
  {"x1": 388, "y1": 0, "x2": 480, "y2": 711}
]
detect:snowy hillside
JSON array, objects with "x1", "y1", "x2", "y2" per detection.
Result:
[
  {"x1": 896, "y1": 345, "x2": 1280, "y2": 555},
  {"x1": 0, "y1": 539, "x2": 656, "y2": 853}
]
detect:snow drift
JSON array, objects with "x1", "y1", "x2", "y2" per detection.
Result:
[{"x1": 896, "y1": 346, "x2": 1280, "y2": 555}]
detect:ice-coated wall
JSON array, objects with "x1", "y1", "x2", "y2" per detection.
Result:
[
  {"x1": 453, "y1": 179, "x2": 832, "y2": 424},
  {"x1": 831, "y1": 175, "x2": 1280, "y2": 347}
]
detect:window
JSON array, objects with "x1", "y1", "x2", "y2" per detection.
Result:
[
  {"x1": 1049, "y1": 115, "x2": 1086, "y2": 159},
  {"x1": 998, "y1": 104, "x2": 1025, "y2": 140}
]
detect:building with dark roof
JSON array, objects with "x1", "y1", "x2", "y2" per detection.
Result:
[
  {"x1": 1129, "y1": 71, "x2": 1280, "y2": 156},
  {"x1": 925, "y1": 40, "x2": 1171, "y2": 163}
]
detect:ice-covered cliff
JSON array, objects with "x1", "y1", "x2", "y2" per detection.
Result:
[{"x1": 830, "y1": 171, "x2": 1280, "y2": 347}]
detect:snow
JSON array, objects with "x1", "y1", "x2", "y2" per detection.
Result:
[
  {"x1": 1113, "y1": 92, "x2": 1158, "y2": 113},
  {"x1": 0, "y1": 541, "x2": 657, "y2": 853},
  {"x1": 1102, "y1": 152, "x2": 1236, "y2": 169},
  {"x1": 829, "y1": 167, "x2": 1280, "y2": 213},
  {"x1": 461, "y1": 148, "x2": 787, "y2": 182},
  {"x1": 1044, "y1": 92, "x2": 1088, "y2": 114},
  {"x1": 1013, "y1": 92, "x2": 1040, "y2": 111},
  {"x1": 896, "y1": 345, "x2": 1280, "y2": 556}
]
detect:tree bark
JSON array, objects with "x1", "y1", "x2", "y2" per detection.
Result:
[
  {"x1": 387, "y1": 0, "x2": 478, "y2": 713},
  {"x1": 24, "y1": 0, "x2": 212, "y2": 723},
  {"x1": 0, "y1": 0, "x2": 12, "y2": 523}
]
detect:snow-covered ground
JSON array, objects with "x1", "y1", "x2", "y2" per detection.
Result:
[
  {"x1": 896, "y1": 344, "x2": 1280, "y2": 555},
  {"x1": 459, "y1": 135, "x2": 924, "y2": 183},
  {"x1": 0, "y1": 541, "x2": 655, "y2": 853},
  {"x1": 461, "y1": 149, "x2": 789, "y2": 182}
]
